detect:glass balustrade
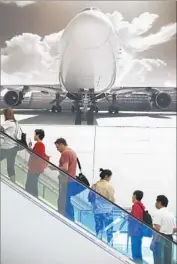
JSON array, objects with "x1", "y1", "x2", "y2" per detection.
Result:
[{"x1": 0, "y1": 131, "x2": 176, "y2": 264}]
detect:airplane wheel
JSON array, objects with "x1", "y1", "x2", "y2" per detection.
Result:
[
  {"x1": 51, "y1": 105, "x2": 62, "y2": 113},
  {"x1": 87, "y1": 110, "x2": 94, "y2": 125},
  {"x1": 75, "y1": 110, "x2": 82, "y2": 125},
  {"x1": 56, "y1": 105, "x2": 62, "y2": 113},
  {"x1": 71, "y1": 106, "x2": 75, "y2": 113},
  {"x1": 108, "y1": 106, "x2": 113, "y2": 114},
  {"x1": 51, "y1": 105, "x2": 57, "y2": 113},
  {"x1": 94, "y1": 107, "x2": 99, "y2": 114},
  {"x1": 114, "y1": 107, "x2": 119, "y2": 114}
]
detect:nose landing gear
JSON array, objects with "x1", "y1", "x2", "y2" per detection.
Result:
[{"x1": 74, "y1": 89, "x2": 97, "y2": 125}]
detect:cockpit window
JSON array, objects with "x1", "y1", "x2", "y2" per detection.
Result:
[
  {"x1": 81, "y1": 7, "x2": 100, "y2": 12},
  {"x1": 82, "y1": 7, "x2": 91, "y2": 11}
]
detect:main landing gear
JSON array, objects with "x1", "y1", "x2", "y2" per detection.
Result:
[
  {"x1": 51, "y1": 93, "x2": 65, "y2": 113},
  {"x1": 107, "y1": 94, "x2": 120, "y2": 115}
]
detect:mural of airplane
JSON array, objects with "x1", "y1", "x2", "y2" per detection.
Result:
[{"x1": 0, "y1": 7, "x2": 174, "y2": 124}]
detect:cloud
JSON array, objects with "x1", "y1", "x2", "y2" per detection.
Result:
[
  {"x1": 1, "y1": 33, "x2": 59, "y2": 85},
  {"x1": 108, "y1": 11, "x2": 176, "y2": 52},
  {"x1": 163, "y1": 69, "x2": 177, "y2": 88},
  {"x1": 0, "y1": 1, "x2": 35, "y2": 7},
  {"x1": 107, "y1": 12, "x2": 159, "y2": 49},
  {"x1": 164, "y1": 80, "x2": 176, "y2": 87},
  {"x1": 115, "y1": 58, "x2": 168, "y2": 87},
  {"x1": 1, "y1": 11, "x2": 176, "y2": 87},
  {"x1": 131, "y1": 12, "x2": 159, "y2": 35},
  {"x1": 130, "y1": 23, "x2": 177, "y2": 51},
  {"x1": 108, "y1": 12, "x2": 158, "y2": 36}
]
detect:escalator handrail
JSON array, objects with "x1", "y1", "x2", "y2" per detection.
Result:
[{"x1": 0, "y1": 130, "x2": 176, "y2": 245}]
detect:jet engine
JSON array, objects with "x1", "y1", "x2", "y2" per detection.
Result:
[
  {"x1": 153, "y1": 91, "x2": 172, "y2": 109},
  {"x1": 4, "y1": 90, "x2": 24, "y2": 106}
]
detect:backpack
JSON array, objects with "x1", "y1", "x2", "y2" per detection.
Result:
[
  {"x1": 76, "y1": 158, "x2": 90, "y2": 187},
  {"x1": 15, "y1": 121, "x2": 28, "y2": 150},
  {"x1": 142, "y1": 210, "x2": 153, "y2": 237},
  {"x1": 67, "y1": 158, "x2": 90, "y2": 197},
  {"x1": 143, "y1": 210, "x2": 153, "y2": 227}
]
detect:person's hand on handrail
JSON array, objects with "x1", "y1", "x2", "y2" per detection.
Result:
[
  {"x1": 173, "y1": 227, "x2": 177, "y2": 234},
  {"x1": 0, "y1": 126, "x2": 4, "y2": 132},
  {"x1": 48, "y1": 164, "x2": 58, "y2": 171}
]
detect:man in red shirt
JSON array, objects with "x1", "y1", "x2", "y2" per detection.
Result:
[
  {"x1": 54, "y1": 138, "x2": 77, "y2": 221},
  {"x1": 25, "y1": 129, "x2": 46, "y2": 198},
  {"x1": 128, "y1": 190, "x2": 145, "y2": 264}
]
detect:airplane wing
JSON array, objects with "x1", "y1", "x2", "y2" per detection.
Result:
[
  {"x1": 1, "y1": 84, "x2": 65, "y2": 94},
  {"x1": 109, "y1": 87, "x2": 150, "y2": 95},
  {"x1": 110, "y1": 86, "x2": 177, "y2": 94},
  {"x1": 0, "y1": 84, "x2": 67, "y2": 108}
]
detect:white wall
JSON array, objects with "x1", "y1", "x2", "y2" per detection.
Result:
[
  {"x1": 1, "y1": 179, "x2": 132, "y2": 264},
  {"x1": 18, "y1": 123, "x2": 176, "y2": 216}
]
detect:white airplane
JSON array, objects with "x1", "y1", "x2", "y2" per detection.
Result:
[{"x1": 0, "y1": 7, "x2": 174, "y2": 124}]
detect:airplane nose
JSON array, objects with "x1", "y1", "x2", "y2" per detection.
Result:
[{"x1": 68, "y1": 11, "x2": 114, "y2": 49}]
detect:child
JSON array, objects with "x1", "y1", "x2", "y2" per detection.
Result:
[{"x1": 25, "y1": 129, "x2": 49, "y2": 198}]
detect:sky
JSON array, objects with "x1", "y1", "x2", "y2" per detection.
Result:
[{"x1": 0, "y1": 1, "x2": 176, "y2": 87}]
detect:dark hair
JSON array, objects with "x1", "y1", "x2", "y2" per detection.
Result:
[
  {"x1": 35, "y1": 129, "x2": 45, "y2": 140},
  {"x1": 99, "y1": 168, "x2": 112, "y2": 179},
  {"x1": 3, "y1": 107, "x2": 16, "y2": 121},
  {"x1": 156, "y1": 195, "x2": 168, "y2": 207},
  {"x1": 55, "y1": 138, "x2": 67, "y2": 146},
  {"x1": 133, "y1": 190, "x2": 144, "y2": 201}
]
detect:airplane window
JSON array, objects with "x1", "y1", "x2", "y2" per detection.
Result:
[{"x1": 92, "y1": 7, "x2": 100, "y2": 10}]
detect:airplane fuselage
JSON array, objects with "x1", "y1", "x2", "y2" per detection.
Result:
[{"x1": 59, "y1": 8, "x2": 118, "y2": 94}]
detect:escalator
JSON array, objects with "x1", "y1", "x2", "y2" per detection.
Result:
[{"x1": 0, "y1": 131, "x2": 177, "y2": 264}]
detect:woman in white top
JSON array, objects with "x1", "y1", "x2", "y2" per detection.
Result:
[
  {"x1": 0, "y1": 107, "x2": 18, "y2": 182},
  {"x1": 88, "y1": 168, "x2": 115, "y2": 246}
]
